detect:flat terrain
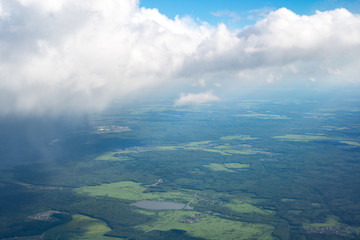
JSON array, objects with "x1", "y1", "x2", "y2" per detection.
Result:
[
  {"x1": 1, "y1": 94, "x2": 360, "y2": 239},
  {"x1": 138, "y1": 210, "x2": 275, "y2": 240},
  {"x1": 43, "y1": 214, "x2": 122, "y2": 240}
]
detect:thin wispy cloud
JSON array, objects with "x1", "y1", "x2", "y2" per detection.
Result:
[
  {"x1": 247, "y1": 7, "x2": 274, "y2": 20},
  {"x1": 0, "y1": 0, "x2": 359, "y2": 115},
  {"x1": 211, "y1": 10, "x2": 242, "y2": 22}
]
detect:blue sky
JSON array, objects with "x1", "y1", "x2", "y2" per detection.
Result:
[{"x1": 140, "y1": 0, "x2": 360, "y2": 28}]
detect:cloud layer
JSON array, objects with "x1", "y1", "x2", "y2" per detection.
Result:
[
  {"x1": 1, "y1": 0, "x2": 360, "y2": 114},
  {"x1": 174, "y1": 91, "x2": 220, "y2": 106}
]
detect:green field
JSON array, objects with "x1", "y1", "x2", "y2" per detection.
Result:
[
  {"x1": 183, "y1": 141, "x2": 212, "y2": 147},
  {"x1": 236, "y1": 113, "x2": 290, "y2": 119},
  {"x1": 220, "y1": 135, "x2": 258, "y2": 141},
  {"x1": 225, "y1": 199, "x2": 273, "y2": 214},
  {"x1": 303, "y1": 113, "x2": 336, "y2": 119},
  {"x1": 321, "y1": 126, "x2": 349, "y2": 131},
  {"x1": 204, "y1": 163, "x2": 249, "y2": 172},
  {"x1": 273, "y1": 134, "x2": 360, "y2": 147},
  {"x1": 137, "y1": 210, "x2": 275, "y2": 240},
  {"x1": 204, "y1": 163, "x2": 234, "y2": 172},
  {"x1": 224, "y1": 163, "x2": 250, "y2": 169},
  {"x1": 273, "y1": 134, "x2": 331, "y2": 142},
  {"x1": 339, "y1": 141, "x2": 360, "y2": 147},
  {"x1": 303, "y1": 215, "x2": 339, "y2": 228},
  {"x1": 43, "y1": 214, "x2": 121, "y2": 240},
  {"x1": 75, "y1": 180, "x2": 276, "y2": 239},
  {"x1": 95, "y1": 140, "x2": 263, "y2": 161},
  {"x1": 95, "y1": 152, "x2": 132, "y2": 161},
  {"x1": 75, "y1": 181, "x2": 193, "y2": 202}
]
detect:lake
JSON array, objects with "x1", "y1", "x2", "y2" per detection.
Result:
[{"x1": 132, "y1": 200, "x2": 186, "y2": 210}]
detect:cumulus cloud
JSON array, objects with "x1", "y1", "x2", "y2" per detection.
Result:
[
  {"x1": 0, "y1": 0, "x2": 359, "y2": 115},
  {"x1": 0, "y1": 0, "x2": 211, "y2": 115},
  {"x1": 174, "y1": 91, "x2": 220, "y2": 106},
  {"x1": 181, "y1": 8, "x2": 360, "y2": 80}
]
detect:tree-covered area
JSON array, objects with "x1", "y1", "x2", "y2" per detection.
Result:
[{"x1": 1, "y1": 96, "x2": 360, "y2": 239}]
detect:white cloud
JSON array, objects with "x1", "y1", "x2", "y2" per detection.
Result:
[
  {"x1": 192, "y1": 78, "x2": 207, "y2": 88},
  {"x1": 0, "y1": 1, "x2": 359, "y2": 115},
  {"x1": 174, "y1": 91, "x2": 220, "y2": 106},
  {"x1": 0, "y1": 0, "x2": 210, "y2": 115},
  {"x1": 182, "y1": 8, "x2": 360, "y2": 80}
]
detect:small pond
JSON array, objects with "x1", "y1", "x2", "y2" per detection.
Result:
[{"x1": 132, "y1": 200, "x2": 187, "y2": 210}]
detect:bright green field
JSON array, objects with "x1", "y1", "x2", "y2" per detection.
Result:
[
  {"x1": 95, "y1": 152, "x2": 131, "y2": 161},
  {"x1": 273, "y1": 134, "x2": 360, "y2": 147},
  {"x1": 220, "y1": 135, "x2": 258, "y2": 141},
  {"x1": 303, "y1": 215, "x2": 339, "y2": 228},
  {"x1": 43, "y1": 214, "x2": 121, "y2": 240},
  {"x1": 224, "y1": 149, "x2": 255, "y2": 155},
  {"x1": 224, "y1": 163, "x2": 250, "y2": 169},
  {"x1": 203, "y1": 163, "x2": 249, "y2": 172},
  {"x1": 137, "y1": 210, "x2": 275, "y2": 240},
  {"x1": 303, "y1": 113, "x2": 335, "y2": 119},
  {"x1": 225, "y1": 199, "x2": 273, "y2": 215},
  {"x1": 322, "y1": 126, "x2": 349, "y2": 131},
  {"x1": 75, "y1": 181, "x2": 193, "y2": 202},
  {"x1": 273, "y1": 134, "x2": 331, "y2": 142},
  {"x1": 183, "y1": 141, "x2": 212, "y2": 147},
  {"x1": 203, "y1": 163, "x2": 234, "y2": 172},
  {"x1": 236, "y1": 113, "x2": 289, "y2": 120},
  {"x1": 339, "y1": 141, "x2": 360, "y2": 147},
  {"x1": 95, "y1": 139, "x2": 265, "y2": 163}
]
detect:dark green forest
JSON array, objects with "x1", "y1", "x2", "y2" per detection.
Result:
[{"x1": 1, "y1": 94, "x2": 360, "y2": 239}]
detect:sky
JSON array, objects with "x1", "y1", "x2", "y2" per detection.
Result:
[
  {"x1": 0, "y1": 0, "x2": 360, "y2": 115},
  {"x1": 140, "y1": 0, "x2": 360, "y2": 28}
]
